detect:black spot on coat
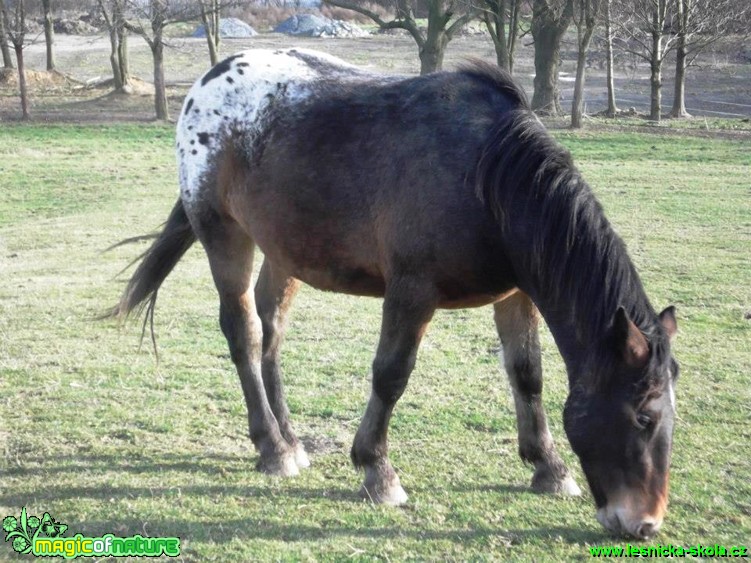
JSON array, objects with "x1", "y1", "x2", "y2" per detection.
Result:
[{"x1": 200, "y1": 54, "x2": 241, "y2": 86}]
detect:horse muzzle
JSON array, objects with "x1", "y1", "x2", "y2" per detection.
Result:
[{"x1": 596, "y1": 502, "x2": 664, "y2": 540}]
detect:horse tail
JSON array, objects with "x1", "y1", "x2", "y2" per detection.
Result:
[{"x1": 105, "y1": 199, "x2": 196, "y2": 345}]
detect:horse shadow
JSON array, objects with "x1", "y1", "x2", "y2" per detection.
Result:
[{"x1": 2, "y1": 452, "x2": 606, "y2": 549}]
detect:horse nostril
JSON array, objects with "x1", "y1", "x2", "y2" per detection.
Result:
[{"x1": 636, "y1": 522, "x2": 656, "y2": 539}]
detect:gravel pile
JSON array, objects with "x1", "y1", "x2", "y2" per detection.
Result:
[
  {"x1": 193, "y1": 18, "x2": 258, "y2": 38},
  {"x1": 274, "y1": 14, "x2": 368, "y2": 38}
]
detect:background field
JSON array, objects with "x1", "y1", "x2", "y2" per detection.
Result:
[{"x1": 1, "y1": 112, "x2": 749, "y2": 561}]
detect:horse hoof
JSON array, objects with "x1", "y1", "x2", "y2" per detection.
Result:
[
  {"x1": 257, "y1": 452, "x2": 299, "y2": 477},
  {"x1": 531, "y1": 471, "x2": 582, "y2": 496},
  {"x1": 557, "y1": 475, "x2": 582, "y2": 496},
  {"x1": 294, "y1": 445, "x2": 311, "y2": 469},
  {"x1": 359, "y1": 482, "x2": 409, "y2": 506}
]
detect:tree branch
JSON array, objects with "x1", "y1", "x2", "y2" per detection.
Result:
[
  {"x1": 446, "y1": 7, "x2": 478, "y2": 38},
  {"x1": 324, "y1": 0, "x2": 425, "y2": 45}
]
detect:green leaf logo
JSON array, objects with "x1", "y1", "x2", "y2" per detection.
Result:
[{"x1": 3, "y1": 507, "x2": 67, "y2": 555}]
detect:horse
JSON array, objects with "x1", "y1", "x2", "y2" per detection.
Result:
[{"x1": 109, "y1": 48, "x2": 679, "y2": 539}]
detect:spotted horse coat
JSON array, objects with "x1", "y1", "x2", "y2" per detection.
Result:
[{"x1": 176, "y1": 48, "x2": 386, "y2": 211}]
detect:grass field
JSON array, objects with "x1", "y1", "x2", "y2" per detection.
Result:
[{"x1": 1, "y1": 123, "x2": 749, "y2": 561}]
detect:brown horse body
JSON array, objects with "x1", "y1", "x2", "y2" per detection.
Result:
[{"x1": 112, "y1": 48, "x2": 679, "y2": 539}]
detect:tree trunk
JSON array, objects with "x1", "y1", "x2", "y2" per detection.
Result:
[
  {"x1": 507, "y1": 0, "x2": 519, "y2": 74},
  {"x1": 152, "y1": 38, "x2": 168, "y2": 120},
  {"x1": 649, "y1": 29, "x2": 662, "y2": 121},
  {"x1": 0, "y1": 10, "x2": 13, "y2": 69},
  {"x1": 200, "y1": 0, "x2": 220, "y2": 66},
  {"x1": 113, "y1": 1, "x2": 130, "y2": 91},
  {"x1": 670, "y1": 0, "x2": 690, "y2": 117},
  {"x1": 670, "y1": 40, "x2": 689, "y2": 117},
  {"x1": 117, "y1": 27, "x2": 130, "y2": 90},
  {"x1": 15, "y1": 43, "x2": 29, "y2": 119},
  {"x1": 604, "y1": 0, "x2": 617, "y2": 117},
  {"x1": 531, "y1": 0, "x2": 573, "y2": 115},
  {"x1": 420, "y1": 2, "x2": 450, "y2": 74},
  {"x1": 205, "y1": 28, "x2": 218, "y2": 66},
  {"x1": 419, "y1": 36, "x2": 447, "y2": 74},
  {"x1": 484, "y1": 0, "x2": 511, "y2": 71},
  {"x1": 571, "y1": 42, "x2": 589, "y2": 128},
  {"x1": 41, "y1": 0, "x2": 54, "y2": 71},
  {"x1": 107, "y1": 23, "x2": 123, "y2": 89},
  {"x1": 531, "y1": 26, "x2": 565, "y2": 114}
]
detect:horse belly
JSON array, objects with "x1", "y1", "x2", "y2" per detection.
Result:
[{"x1": 235, "y1": 188, "x2": 387, "y2": 296}]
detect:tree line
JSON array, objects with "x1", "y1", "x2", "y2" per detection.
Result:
[
  {"x1": 1, "y1": 0, "x2": 749, "y2": 126},
  {"x1": 1, "y1": 0, "x2": 231, "y2": 120},
  {"x1": 329, "y1": 0, "x2": 750, "y2": 124}
]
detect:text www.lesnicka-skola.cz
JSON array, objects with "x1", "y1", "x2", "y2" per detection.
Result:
[{"x1": 589, "y1": 544, "x2": 748, "y2": 557}]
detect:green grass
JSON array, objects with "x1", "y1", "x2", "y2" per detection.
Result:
[{"x1": 1, "y1": 124, "x2": 750, "y2": 561}]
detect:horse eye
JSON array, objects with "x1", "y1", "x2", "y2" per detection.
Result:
[{"x1": 636, "y1": 412, "x2": 653, "y2": 430}]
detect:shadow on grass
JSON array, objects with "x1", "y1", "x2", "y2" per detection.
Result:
[
  {"x1": 36, "y1": 516, "x2": 606, "y2": 547},
  {"x1": 2, "y1": 452, "x2": 608, "y2": 547},
  {"x1": 0, "y1": 483, "x2": 355, "y2": 507},
  {"x1": 3, "y1": 452, "x2": 256, "y2": 478}
]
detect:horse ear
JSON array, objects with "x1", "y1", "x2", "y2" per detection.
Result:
[
  {"x1": 659, "y1": 306, "x2": 678, "y2": 340},
  {"x1": 614, "y1": 307, "x2": 650, "y2": 369}
]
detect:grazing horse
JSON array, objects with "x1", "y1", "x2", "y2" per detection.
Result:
[{"x1": 110, "y1": 48, "x2": 679, "y2": 539}]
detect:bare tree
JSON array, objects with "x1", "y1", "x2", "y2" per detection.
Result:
[
  {"x1": 602, "y1": 0, "x2": 616, "y2": 116},
  {"x1": 199, "y1": 0, "x2": 220, "y2": 66},
  {"x1": 124, "y1": 0, "x2": 170, "y2": 119},
  {"x1": 0, "y1": 3, "x2": 13, "y2": 69},
  {"x1": 612, "y1": 0, "x2": 677, "y2": 121},
  {"x1": 481, "y1": 0, "x2": 523, "y2": 72},
  {"x1": 123, "y1": 0, "x2": 243, "y2": 119},
  {"x1": 530, "y1": 0, "x2": 573, "y2": 115},
  {"x1": 41, "y1": 0, "x2": 54, "y2": 70},
  {"x1": 0, "y1": 0, "x2": 29, "y2": 119},
  {"x1": 570, "y1": 0, "x2": 602, "y2": 127},
  {"x1": 99, "y1": 0, "x2": 132, "y2": 92},
  {"x1": 324, "y1": 0, "x2": 477, "y2": 74},
  {"x1": 670, "y1": 0, "x2": 747, "y2": 117}
]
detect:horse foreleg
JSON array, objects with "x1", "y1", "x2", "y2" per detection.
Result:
[
  {"x1": 254, "y1": 258, "x2": 309, "y2": 469},
  {"x1": 203, "y1": 222, "x2": 298, "y2": 477},
  {"x1": 351, "y1": 280, "x2": 435, "y2": 505},
  {"x1": 493, "y1": 292, "x2": 581, "y2": 495}
]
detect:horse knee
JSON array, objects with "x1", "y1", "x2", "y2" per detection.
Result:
[
  {"x1": 372, "y1": 353, "x2": 414, "y2": 405},
  {"x1": 506, "y1": 355, "x2": 543, "y2": 397}
]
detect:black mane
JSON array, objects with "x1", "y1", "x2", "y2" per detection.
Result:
[
  {"x1": 457, "y1": 60, "x2": 530, "y2": 111},
  {"x1": 472, "y1": 94, "x2": 667, "y2": 388}
]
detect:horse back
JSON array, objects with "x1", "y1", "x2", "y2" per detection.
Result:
[{"x1": 178, "y1": 49, "x2": 521, "y2": 306}]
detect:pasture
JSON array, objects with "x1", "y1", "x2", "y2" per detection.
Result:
[{"x1": 1, "y1": 120, "x2": 749, "y2": 560}]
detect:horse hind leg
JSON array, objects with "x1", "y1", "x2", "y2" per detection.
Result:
[
  {"x1": 493, "y1": 291, "x2": 581, "y2": 495},
  {"x1": 254, "y1": 258, "x2": 309, "y2": 469},
  {"x1": 199, "y1": 215, "x2": 298, "y2": 477}
]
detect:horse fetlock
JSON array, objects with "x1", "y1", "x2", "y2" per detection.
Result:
[
  {"x1": 359, "y1": 463, "x2": 408, "y2": 506},
  {"x1": 350, "y1": 438, "x2": 386, "y2": 469}
]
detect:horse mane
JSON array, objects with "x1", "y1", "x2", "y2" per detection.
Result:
[
  {"x1": 472, "y1": 95, "x2": 668, "y2": 389},
  {"x1": 456, "y1": 60, "x2": 530, "y2": 111}
]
